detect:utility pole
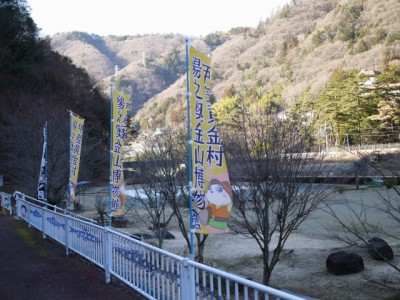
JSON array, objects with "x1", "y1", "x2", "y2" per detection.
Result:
[
  {"x1": 114, "y1": 65, "x2": 119, "y2": 77},
  {"x1": 325, "y1": 123, "x2": 329, "y2": 151}
]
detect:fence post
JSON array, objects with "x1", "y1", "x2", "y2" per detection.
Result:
[
  {"x1": 103, "y1": 228, "x2": 112, "y2": 283},
  {"x1": 41, "y1": 207, "x2": 46, "y2": 239},
  {"x1": 25, "y1": 194, "x2": 32, "y2": 229},
  {"x1": 180, "y1": 258, "x2": 195, "y2": 300},
  {"x1": 9, "y1": 195, "x2": 12, "y2": 215},
  {"x1": 15, "y1": 194, "x2": 20, "y2": 220},
  {"x1": 65, "y1": 213, "x2": 70, "y2": 256}
]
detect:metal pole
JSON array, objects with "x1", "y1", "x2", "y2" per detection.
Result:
[
  {"x1": 185, "y1": 39, "x2": 195, "y2": 260},
  {"x1": 44, "y1": 122, "x2": 48, "y2": 207},
  {"x1": 180, "y1": 258, "x2": 195, "y2": 299},
  {"x1": 68, "y1": 112, "x2": 72, "y2": 214},
  {"x1": 109, "y1": 85, "x2": 114, "y2": 228},
  {"x1": 65, "y1": 213, "x2": 70, "y2": 256},
  {"x1": 103, "y1": 228, "x2": 111, "y2": 283}
]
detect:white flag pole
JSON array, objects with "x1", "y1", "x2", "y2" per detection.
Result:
[{"x1": 185, "y1": 39, "x2": 195, "y2": 260}]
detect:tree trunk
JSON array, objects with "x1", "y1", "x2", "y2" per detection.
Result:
[
  {"x1": 197, "y1": 243, "x2": 205, "y2": 263},
  {"x1": 263, "y1": 250, "x2": 271, "y2": 285},
  {"x1": 195, "y1": 233, "x2": 208, "y2": 263},
  {"x1": 174, "y1": 209, "x2": 191, "y2": 250},
  {"x1": 158, "y1": 230, "x2": 164, "y2": 249},
  {"x1": 100, "y1": 212, "x2": 105, "y2": 226}
]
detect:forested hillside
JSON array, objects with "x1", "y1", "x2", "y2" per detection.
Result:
[
  {"x1": 0, "y1": 0, "x2": 110, "y2": 202},
  {"x1": 133, "y1": 0, "x2": 400, "y2": 137},
  {"x1": 51, "y1": 0, "x2": 400, "y2": 144},
  {"x1": 51, "y1": 32, "x2": 211, "y2": 113}
]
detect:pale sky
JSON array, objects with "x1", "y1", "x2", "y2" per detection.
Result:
[{"x1": 27, "y1": 0, "x2": 291, "y2": 37}]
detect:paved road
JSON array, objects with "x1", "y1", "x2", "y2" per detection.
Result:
[{"x1": 0, "y1": 214, "x2": 145, "y2": 300}]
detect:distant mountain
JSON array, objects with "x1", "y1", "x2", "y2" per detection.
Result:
[
  {"x1": 51, "y1": 0, "x2": 400, "y2": 133},
  {"x1": 51, "y1": 32, "x2": 210, "y2": 113}
]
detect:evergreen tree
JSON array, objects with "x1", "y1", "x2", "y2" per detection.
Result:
[
  {"x1": 0, "y1": 0, "x2": 38, "y2": 72},
  {"x1": 367, "y1": 65, "x2": 400, "y2": 136},
  {"x1": 315, "y1": 69, "x2": 378, "y2": 146}
]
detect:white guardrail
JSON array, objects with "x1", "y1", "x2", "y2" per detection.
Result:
[{"x1": 11, "y1": 191, "x2": 305, "y2": 300}]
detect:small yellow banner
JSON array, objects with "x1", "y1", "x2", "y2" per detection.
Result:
[
  {"x1": 111, "y1": 89, "x2": 129, "y2": 216},
  {"x1": 188, "y1": 45, "x2": 232, "y2": 234},
  {"x1": 69, "y1": 113, "x2": 84, "y2": 209}
]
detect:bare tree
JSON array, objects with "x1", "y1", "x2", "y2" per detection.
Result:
[
  {"x1": 94, "y1": 196, "x2": 108, "y2": 226},
  {"x1": 222, "y1": 107, "x2": 333, "y2": 285},
  {"x1": 353, "y1": 156, "x2": 369, "y2": 189},
  {"x1": 130, "y1": 182, "x2": 173, "y2": 248},
  {"x1": 130, "y1": 128, "x2": 209, "y2": 259},
  {"x1": 0, "y1": 89, "x2": 70, "y2": 201},
  {"x1": 0, "y1": 87, "x2": 108, "y2": 204},
  {"x1": 130, "y1": 128, "x2": 185, "y2": 249}
]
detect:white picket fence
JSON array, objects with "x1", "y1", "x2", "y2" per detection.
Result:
[{"x1": 11, "y1": 191, "x2": 305, "y2": 300}]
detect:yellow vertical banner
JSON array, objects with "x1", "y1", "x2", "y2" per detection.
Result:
[
  {"x1": 111, "y1": 89, "x2": 128, "y2": 216},
  {"x1": 188, "y1": 45, "x2": 232, "y2": 234},
  {"x1": 69, "y1": 113, "x2": 84, "y2": 210}
]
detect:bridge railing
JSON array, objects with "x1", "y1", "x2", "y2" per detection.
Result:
[{"x1": 12, "y1": 191, "x2": 305, "y2": 300}]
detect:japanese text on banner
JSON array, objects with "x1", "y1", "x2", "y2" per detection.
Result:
[
  {"x1": 188, "y1": 45, "x2": 232, "y2": 234},
  {"x1": 69, "y1": 114, "x2": 84, "y2": 208},
  {"x1": 111, "y1": 90, "x2": 128, "y2": 216}
]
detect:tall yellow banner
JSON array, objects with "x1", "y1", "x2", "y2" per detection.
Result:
[
  {"x1": 111, "y1": 89, "x2": 128, "y2": 216},
  {"x1": 69, "y1": 113, "x2": 84, "y2": 210},
  {"x1": 188, "y1": 45, "x2": 232, "y2": 234}
]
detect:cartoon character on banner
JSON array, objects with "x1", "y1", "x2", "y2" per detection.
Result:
[
  {"x1": 113, "y1": 182, "x2": 127, "y2": 215},
  {"x1": 193, "y1": 171, "x2": 233, "y2": 234},
  {"x1": 20, "y1": 204, "x2": 28, "y2": 220},
  {"x1": 118, "y1": 182, "x2": 127, "y2": 212},
  {"x1": 69, "y1": 182, "x2": 77, "y2": 210}
]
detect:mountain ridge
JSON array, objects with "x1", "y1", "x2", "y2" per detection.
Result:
[{"x1": 50, "y1": 0, "x2": 400, "y2": 132}]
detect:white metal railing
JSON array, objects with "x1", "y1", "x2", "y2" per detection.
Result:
[{"x1": 12, "y1": 191, "x2": 305, "y2": 300}]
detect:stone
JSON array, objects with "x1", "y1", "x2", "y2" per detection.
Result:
[
  {"x1": 111, "y1": 216, "x2": 128, "y2": 228},
  {"x1": 156, "y1": 228, "x2": 175, "y2": 240},
  {"x1": 326, "y1": 251, "x2": 364, "y2": 275},
  {"x1": 367, "y1": 237, "x2": 393, "y2": 261}
]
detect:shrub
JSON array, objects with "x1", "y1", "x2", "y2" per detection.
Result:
[
  {"x1": 336, "y1": 186, "x2": 345, "y2": 194},
  {"x1": 312, "y1": 31, "x2": 325, "y2": 46},
  {"x1": 385, "y1": 31, "x2": 400, "y2": 45},
  {"x1": 354, "y1": 40, "x2": 370, "y2": 54}
]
